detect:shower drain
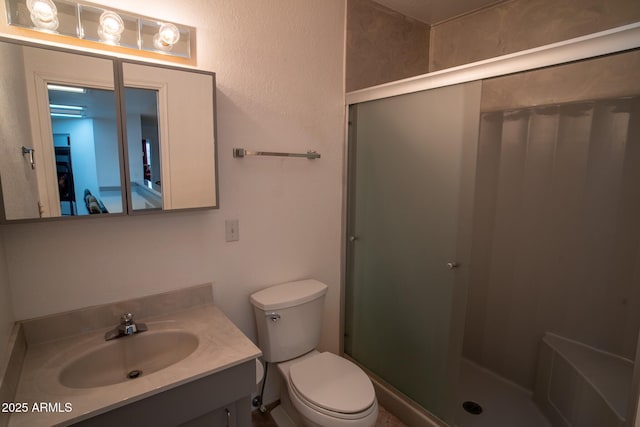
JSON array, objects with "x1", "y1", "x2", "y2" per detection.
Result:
[
  {"x1": 462, "y1": 401, "x2": 483, "y2": 415},
  {"x1": 127, "y1": 369, "x2": 142, "y2": 379}
]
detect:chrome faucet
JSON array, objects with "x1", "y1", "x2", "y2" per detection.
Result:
[{"x1": 104, "y1": 313, "x2": 148, "y2": 341}]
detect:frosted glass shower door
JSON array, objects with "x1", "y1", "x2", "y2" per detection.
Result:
[{"x1": 345, "y1": 82, "x2": 481, "y2": 424}]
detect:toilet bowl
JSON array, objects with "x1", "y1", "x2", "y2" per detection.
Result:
[
  {"x1": 250, "y1": 279, "x2": 379, "y2": 427},
  {"x1": 279, "y1": 351, "x2": 378, "y2": 427}
]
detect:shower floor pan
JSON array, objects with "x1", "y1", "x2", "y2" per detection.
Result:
[{"x1": 457, "y1": 359, "x2": 551, "y2": 427}]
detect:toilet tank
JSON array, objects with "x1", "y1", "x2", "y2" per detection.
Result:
[{"x1": 250, "y1": 279, "x2": 328, "y2": 363}]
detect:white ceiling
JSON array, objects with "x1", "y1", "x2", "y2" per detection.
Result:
[{"x1": 372, "y1": 0, "x2": 506, "y2": 24}]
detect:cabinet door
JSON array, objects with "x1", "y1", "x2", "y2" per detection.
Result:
[
  {"x1": 122, "y1": 62, "x2": 217, "y2": 212},
  {"x1": 0, "y1": 42, "x2": 40, "y2": 220},
  {"x1": 178, "y1": 398, "x2": 251, "y2": 427},
  {"x1": 0, "y1": 41, "x2": 124, "y2": 220}
]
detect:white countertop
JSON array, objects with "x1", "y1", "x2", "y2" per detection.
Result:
[{"x1": 9, "y1": 305, "x2": 261, "y2": 427}]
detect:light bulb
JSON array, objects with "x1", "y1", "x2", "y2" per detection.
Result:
[
  {"x1": 98, "y1": 11, "x2": 124, "y2": 44},
  {"x1": 26, "y1": 0, "x2": 59, "y2": 31},
  {"x1": 153, "y1": 23, "x2": 180, "y2": 51}
]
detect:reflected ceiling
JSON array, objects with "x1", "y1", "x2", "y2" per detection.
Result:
[{"x1": 48, "y1": 87, "x2": 156, "y2": 120}]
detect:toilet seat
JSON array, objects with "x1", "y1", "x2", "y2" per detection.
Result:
[{"x1": 288, "y1": 352, "x2": 376, "y2": 419}]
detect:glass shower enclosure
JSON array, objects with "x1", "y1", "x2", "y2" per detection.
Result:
[
  {"x1": 345, "y1": 81, "x2": 482, "y2": 424},
  {"x1": 345, "y1": 45, "x2": 640, "y2": 427}
]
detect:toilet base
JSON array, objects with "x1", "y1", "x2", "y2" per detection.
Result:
[
  {"x1": 273, "y1": 353, "x2": 378, "y2": 427},
  {"x1": 271, "y1": 379, "x2": 306, "y2": 427},
  {"x1": 271, "y1": 404, "x2": 299, "y2": 427}
]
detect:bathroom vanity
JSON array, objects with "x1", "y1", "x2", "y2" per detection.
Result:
[{"x1": 1, "y1": 285, "x2": 260, "y2": 427}]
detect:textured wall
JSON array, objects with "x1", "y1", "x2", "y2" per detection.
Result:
[
  {"x1": 346, "y1": 0, "x2": 429, "y2": 92},
  {"x1": 430, "y1": 0, "x2": 640, "y2": 71},
  {"x1": 0, "y1": 228, "x2": 14, "y2": 361},
  {"x1": 347, "y1": 0, "x2": 640, "y2": 92},
  {"x1": 0, "y1": 0, "x2": 346, "y2": 357},
  {"x1": 0, "y1": 42, "x2": 19, "y2": 361},
  {"x1": 481, "y1": 50, "x2": 640, "y2": 112}
]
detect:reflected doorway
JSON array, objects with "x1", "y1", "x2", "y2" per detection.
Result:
[
  {"x1": 47, "y1": 83, "x2": 123, "y2": 215},
  {"x1": 124, "y1": 87, "x2": 162, "y2": 211},
  {"x1": 53, "y1": 135, "x2": 75, "y2": 216}
]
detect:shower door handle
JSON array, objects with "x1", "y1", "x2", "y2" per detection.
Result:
[
  {"x1": 447, "y1": 262, "x2": 459, "y2": 270},
  {"x1": 349, "y1": 235, "x2": 358, "y2": 242}
]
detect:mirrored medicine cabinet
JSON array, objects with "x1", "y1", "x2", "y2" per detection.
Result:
[{"x1": 0, "y1": 37, "x2": 218, "y2": 222}]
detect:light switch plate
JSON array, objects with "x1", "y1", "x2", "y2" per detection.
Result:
[{"x1": 225, "y1": 219, "x2": 239, "y2": 242}]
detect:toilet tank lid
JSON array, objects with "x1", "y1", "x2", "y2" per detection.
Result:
[{"x1": 250, "y1": 279, "x2": 328, "y2": 310}]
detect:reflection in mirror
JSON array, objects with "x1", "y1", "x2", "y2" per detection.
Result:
[
  {"x1": 122, "y1": 62, "x2": 217, "y2": 211},
  {"x1": 124, "y1": 87, "x2": 162, "y2": 211},
  {"x1": 0, "y1": 39, "x2": 217, "y2": 221},
  {"x1": 0, "y1": 41, "x2": 40, "y2": 220},
  {"x1": 47, "y1": 84, "x2": 123, "y2": 215},
  {"x1": 0, "y1": 40, "x2": 124, "y2": 221}
]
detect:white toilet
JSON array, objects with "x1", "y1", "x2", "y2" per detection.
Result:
[{"x1": 250, "y1": 279, "x2": 378, "y2": 427}]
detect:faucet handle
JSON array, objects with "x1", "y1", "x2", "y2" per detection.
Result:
[{"x1": 121, "y1": 313, "x2": 134, "y2": 324}]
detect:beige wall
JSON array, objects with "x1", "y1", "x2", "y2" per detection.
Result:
[
  {"x1": 430, "y1": 0, "x2": 640, "y2": 71},
  {"x1": 347, "y1": 0, "x2": 640, "y2": 92},
  {"x1": 480, "y1": 50, "x2": 640, "y2": 112},
  {"x1": 346, "y1": 0, "x2": 429, "y2": 92},
  {"x1": 0, "y1": 0, "x2": 346, "y2": 356},
  {"x1": 0, "y1": 228, "x2": 14, "y2": 362}
]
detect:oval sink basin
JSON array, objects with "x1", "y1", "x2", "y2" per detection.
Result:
[{"x1": 59, "y1": 330, "x2": 199, "y2": 389}]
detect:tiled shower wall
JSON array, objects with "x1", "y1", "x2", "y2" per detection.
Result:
[
  {"x1": 346, "y1": 0, "x2": 640, "y2": 91},
  {"x1": 429, "y1": 0, "x2": 640, "y2": 72},
  {"x1": 346, "y1": 0, "x2": 430, "y2": 92}
]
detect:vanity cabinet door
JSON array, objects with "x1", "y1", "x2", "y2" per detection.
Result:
[
  {"x1": 178, "y1": 402, "x2": 249, "y2": 427},
  {"x1": 70, "y1": 362, "x2": 253, "y2": 427}
]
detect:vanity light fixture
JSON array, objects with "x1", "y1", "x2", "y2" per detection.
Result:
[
  {"x1": 97, "y1": 11, "x2": 124, "y2": 44},
  {"x1": 5, "y1": 0, "x2": 194, "y2": 59},
  {"x1": 26, "y1": 0, "x2": 59, "y2": 31},
  {"x1": 153, "y1": 22, "x2": 180, "y2": 51}
]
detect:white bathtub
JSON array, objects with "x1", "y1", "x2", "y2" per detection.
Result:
[{"x1": 533, "y1": 332, "x2": 633, "y2": 427}]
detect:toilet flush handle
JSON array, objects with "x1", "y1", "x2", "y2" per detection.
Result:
[{"x1": 266, "y1": 312, "x2": 281, "y2": 322}]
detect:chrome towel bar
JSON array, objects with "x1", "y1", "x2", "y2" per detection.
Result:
[{"x1": 233, "y1": 148, "x2": 320, "y2": 160}]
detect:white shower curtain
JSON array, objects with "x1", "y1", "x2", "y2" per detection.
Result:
[{"x1": 464, "y1": 96, "x2": 640, "y2": 390}]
